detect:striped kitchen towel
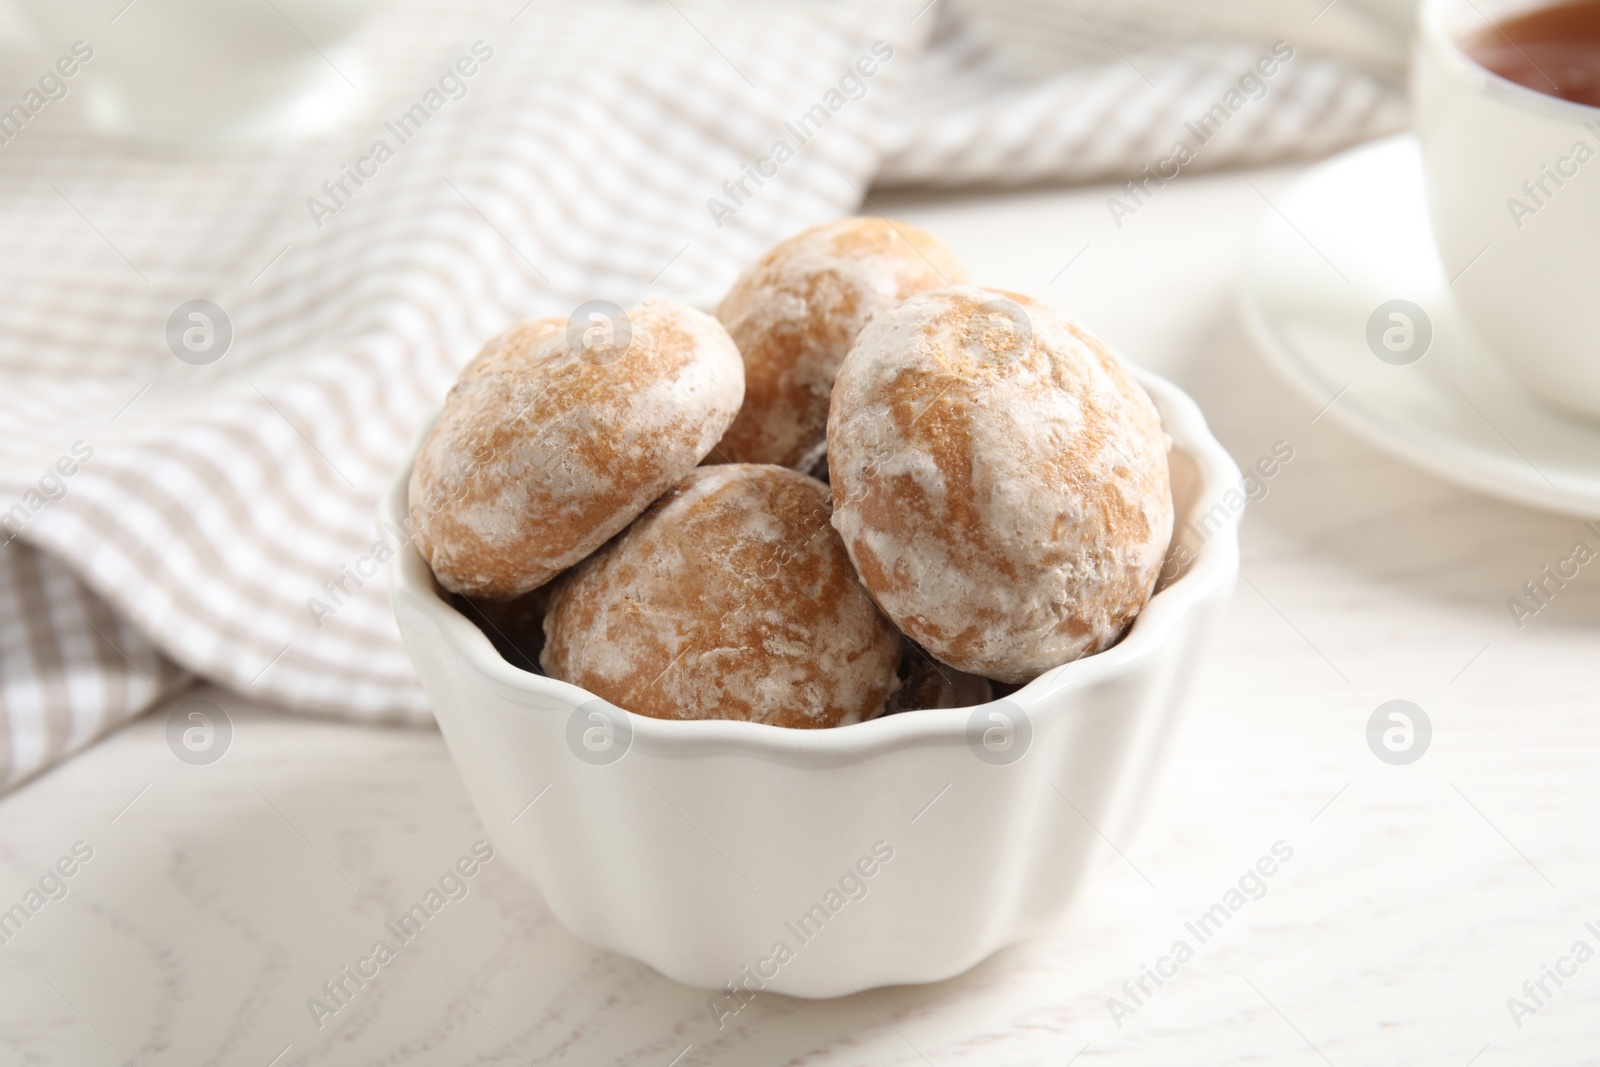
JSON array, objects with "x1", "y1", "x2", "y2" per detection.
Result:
[
  {"x1": 878, "y1": 0, "x2": 1406, "y2": 187},
  {"x1": 0, "y1": 0, "x2": 1401, "y2": 793}
]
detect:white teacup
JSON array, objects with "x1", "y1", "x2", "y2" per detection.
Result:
[
  {"x1": 12, "y1": 0, "x2": 375, "y2": 144},
  {"x1": 1413, "y1": 0, "x2": 1600, "y2": 420}
]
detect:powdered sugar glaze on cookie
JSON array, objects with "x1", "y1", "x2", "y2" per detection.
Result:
[
  {"x1": 541, "y1": 464, "x2": 901, "y2": 728},
  {"x1": 714, "y1": 217, "x2": 966, "y2": 471},
  {"x1": 409, "y1": 299, "x2": 743, "y2": 599},
  {"x1": 827, "y1": 286, "x2": 1173, "y2": 683}
]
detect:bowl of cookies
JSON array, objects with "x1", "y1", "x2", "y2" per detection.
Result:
[{"x1": 384, "y1": 218, "x2": 1241, "y2": 998}]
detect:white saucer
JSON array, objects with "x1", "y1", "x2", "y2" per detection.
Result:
[{"x1": 1240, "y1": 134, "x2": 1600, "y2": 516}]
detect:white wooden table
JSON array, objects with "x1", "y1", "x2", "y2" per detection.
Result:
[{"x1": 4, "y1": 160, "x2": 1598, "y2": 1066}]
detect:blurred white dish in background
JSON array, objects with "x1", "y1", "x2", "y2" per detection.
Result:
[
  {"x1": 12, "y1": 0, "x2": 374, "y2": 144},
  {"x1": 1414, "y1": 0, "x2": 1600, "y2": 421},
  {"x1": 1241, "y1": 134, "x2": 1600, "y2": 517}
]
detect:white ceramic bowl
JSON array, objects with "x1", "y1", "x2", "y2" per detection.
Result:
[{"x1": 384, "y1": 366, "x2": 1240, "y2": 998}]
